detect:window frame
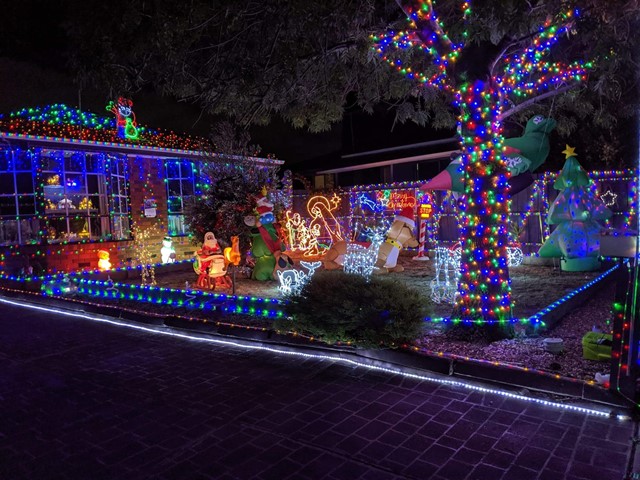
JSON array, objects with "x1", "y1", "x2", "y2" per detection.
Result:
[
  {"x1": 165, "y1": 159, "x2": 204, "y2": 237},
  {"x1": 0, "y1": 148, "x2": 41, "y2": 246},
  {"x1": 0, "y1": 145, "x2": 133, "y2": 246}
]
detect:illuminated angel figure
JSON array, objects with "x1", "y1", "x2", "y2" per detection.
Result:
[
  {"x1": 106, "y1": 97, "x2": 139, "y2": 140},
  {"x1": 307, "y1": 194, "x2": 344, "y2": 247}
]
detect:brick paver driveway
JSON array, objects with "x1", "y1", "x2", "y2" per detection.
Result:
[{"x1": 0, "y1": 298, "x2": 634, "y2": 480}]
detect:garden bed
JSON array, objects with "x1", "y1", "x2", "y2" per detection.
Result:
[
  {"x1": 29, "y1": 252, "x2": 615, "y2": 386},
  {"x1": 115, "y1": 253, "x2": 603, "y2": 320}
]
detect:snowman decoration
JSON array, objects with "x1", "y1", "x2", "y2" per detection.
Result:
[{"x1": 161, "y1": 236, "x2": 176, "y2": 263}]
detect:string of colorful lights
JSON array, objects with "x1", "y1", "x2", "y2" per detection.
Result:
[
  {"x1": 1, "y1": 104, "x2": 207, "y2": 152},
  {"x1": 2, "y1": 166, "x2": 635, "y2": 276},
  {"x1": 371, "y1": 1, "x2": 593, "y2": 320}
]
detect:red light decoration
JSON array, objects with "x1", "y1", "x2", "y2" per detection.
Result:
[{"x1": 376, "y1": 190, "x2": 417, "y2": 210}]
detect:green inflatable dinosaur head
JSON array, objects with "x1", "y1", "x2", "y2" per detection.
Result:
[
  {"x1": 524, "y1": 115, "x2": 557, "y2": 135},
  {"x1": 503, "y1": 114, "x2": 557, "y2": 173}
]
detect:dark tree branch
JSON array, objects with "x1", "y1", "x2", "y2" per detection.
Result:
[
  {"x1": 395, "y1": 0, "x2": 452, "y2": 61},
  {"x1": 498, "y1": 84, "x2": 577, "y2": 120}
]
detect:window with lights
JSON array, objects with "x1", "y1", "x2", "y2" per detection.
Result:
[
  {"x1": 0, "y1": 148, "x2": 41, "y2": 245},
  {"x1": 41, "y1": 149, "x2": 130, "y2": 243},
  {"x1": 165, "y1": 160, "x2": 203, "y2": 236}
]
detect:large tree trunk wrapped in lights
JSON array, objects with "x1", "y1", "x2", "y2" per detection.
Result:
[
  {"x1": 374, "y1": 1, "x2": 589, "y2": 325},
  {"x1": 453, "y1": 82, "x2": 512, "y2": 321}
]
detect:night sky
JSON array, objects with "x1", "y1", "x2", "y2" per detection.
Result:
[{"x1": 0, "y1": 1, "x2": 450, "y2": 172}]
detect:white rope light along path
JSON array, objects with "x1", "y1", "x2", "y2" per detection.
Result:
[{"x1": 0, "y1": 295, "x2": 627, "y2": 421}]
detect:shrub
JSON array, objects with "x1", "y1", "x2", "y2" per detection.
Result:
[{"x1": 278, "y1": 271, "x2": 430, "y2": 348}]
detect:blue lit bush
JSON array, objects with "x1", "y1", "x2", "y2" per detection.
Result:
[{"x1": 280, "y1": 271, "x2": 429, "y2": 348}]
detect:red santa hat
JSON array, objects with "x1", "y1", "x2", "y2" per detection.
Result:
[
  {"x1": 394, "y1": 206, "x2": 415, "y2": 229},
  {"x1": 256, "y1": 189, "x2": 274, "y2": 218}
]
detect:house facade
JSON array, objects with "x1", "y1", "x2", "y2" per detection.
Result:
[{"x1": 0, "y1": 103, "x2": 282, "y2": 275}]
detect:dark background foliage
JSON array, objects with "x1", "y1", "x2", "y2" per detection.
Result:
[{"x1": 1, "y1": 1, "x2": 638, "y2": 170}]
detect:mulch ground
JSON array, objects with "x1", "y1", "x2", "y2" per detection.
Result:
[{"x1": 111, "y1": 252, "x2": 613, "y2": 383}]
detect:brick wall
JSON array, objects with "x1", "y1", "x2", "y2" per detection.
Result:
[{"x1": 2, "y1": 154, "x2": 205, "y2": 276}]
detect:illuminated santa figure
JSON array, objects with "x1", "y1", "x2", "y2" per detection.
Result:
[{"x1": 194, "y1": 231, "x2": 228, "y2": 288}]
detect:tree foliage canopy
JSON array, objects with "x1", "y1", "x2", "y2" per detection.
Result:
[
  {"x1": 66, "y1": 0, "x2": 639, "y2": 165},
  {"x1": 183, "y1": 122, "x2": 282, "y2": 249}
]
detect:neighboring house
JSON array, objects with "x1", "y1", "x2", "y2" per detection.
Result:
[
  {"x1": 312, "y1": 138, "x2": 459, "y2": 189},
  {"x1": 0, "y1": 103, "x2": 281, "y2": 275}
]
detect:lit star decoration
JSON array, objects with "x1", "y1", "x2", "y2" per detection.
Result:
[
  {"x1": 600, "y1": 190, "x2": 617, "y2": 207},
  {"x1": 562, "y1": 144, "x2": 577, "y2": 158},
  {"x1": 372, "y1": 1, "x2": 590, "y2": 322},
  {"x1": 357, "y1": 193, "x2": 379, "y2": 211}
]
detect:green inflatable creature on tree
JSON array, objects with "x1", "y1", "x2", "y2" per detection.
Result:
[
  {"x1": 538, "y1": 145, "x2": 612, "y2": 271},
  {"x1": 422, "y1": 115, "x2": 557, "y2": 195}
]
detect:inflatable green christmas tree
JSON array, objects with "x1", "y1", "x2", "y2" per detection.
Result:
[{"x1": 538, "y1": 146, "x2": 612, "y2": 271}]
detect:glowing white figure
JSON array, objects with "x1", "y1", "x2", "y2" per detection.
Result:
[
  {"x1": 277, "y1": 261, "x2": 322, "y2": 295},
  {"x1": 430, "y1": 246, "x2": 461, "y2": 304},
  {"x1": 299, "y1": 261, "x2": 322, "y2": 277},
  {"x1": 343, "y1": 233, "x2": 384, "y2": 279},
  {"x1": 507, "y1": 246, "x2": 524, "y2": 267},
  {"x1": 161, "y1": 237, "x2": 176, "y2": 263}
]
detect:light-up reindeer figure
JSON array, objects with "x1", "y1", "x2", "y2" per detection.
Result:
[
  {"x1": 106, "y1": 97, "x2": 139, "y2": 140},
  {"x1": 430, "y1": 244, "x2": 462, "y2": 304},
  {"x1": 343, "y1": 232, "x2": 385, "y2": 279},
  {"x1": 277, "y1": 261, "x2": 322, "y2": 295}
]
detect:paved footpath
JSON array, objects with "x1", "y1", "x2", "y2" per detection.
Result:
[{"x1": 0, "y1": 298, "x2": 636, "y2": 480}]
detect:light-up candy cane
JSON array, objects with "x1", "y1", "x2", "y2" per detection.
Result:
[
  {"x1": 413, "y1": 220, "x2": 428, "y2": 261},
  {"x1": 413, "y1": 194, "x2": 434, "y2": 261}
]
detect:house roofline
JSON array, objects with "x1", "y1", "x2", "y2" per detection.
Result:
[
  {"x1": 340, "y1": 137, "x2": 458, "y2": 159},
  {"x1": 0, "y1": 132, "x2": 283, "y2": 166},
  {"x1": 318, "y1": 150, "x2": 457, "y2": 174}
]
